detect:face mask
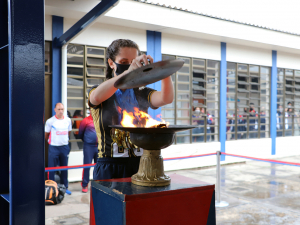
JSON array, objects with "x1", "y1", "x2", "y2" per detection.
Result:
[
  {"x1": 114, "y1": 61, "x2": 130, "y2": 76},
  {"x1": 195, "y1": 110, "x2": 200, "y2": 114},
  {"x1": 279, "y1": 108, "x2": 283, "y2": 112}
]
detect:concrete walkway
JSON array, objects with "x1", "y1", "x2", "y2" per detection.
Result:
[{"x1": 46, "y1": 155, "x2": 300, "y2": 225}]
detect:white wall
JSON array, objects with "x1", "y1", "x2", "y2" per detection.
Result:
[
  {"x1": 227, "y1": 43, "x2": 272, "y2": 66},
  {"x1": 68, "y1": 151, "x2": 94, "y2": 183},
  {"x1": 45, "y1": 15, "x2": 52, "y2": 41},
  {"x1": 276, "y1": 136, "x2": 300, "y2": 157},
  {"x1": 64, "y1": 18, "x2": 147, "y2": 51},
  {"x1": 277, "y1": 51, "x2": 300, "y2": 70},
  {"x1": 162, "y1": 33, "x2": 221, "y2": 60},
  {"x1": 162, "y1": 142, "x2": 220, "y2": 171}
]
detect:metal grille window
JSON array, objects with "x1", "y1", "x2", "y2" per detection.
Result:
[
  {"x1": 85, "y1": 46, "x2": 106, "y2": 116},
  {"x1": 277, "y1": 68, "x2": 300, "y2": 136},
  {"x1": 161, "y1": 55, "x2": 220, "y2": 144},
  {"x1": 66, "y1": 45, "x2": 106, "y2": 151},
  {"x1": 67, "y1": 44, "x2": 85, "y2": 151},
  {"x1": 226, "y1": 63, "x2": 270, "y2": 140}
]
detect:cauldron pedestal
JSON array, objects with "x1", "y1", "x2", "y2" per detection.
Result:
[
  {"x1": 90, "y1": 174, "x2": 216, "y2": 225},
  {"x1": 131, "y1": 150, "x2": 170, "y2": 187}
]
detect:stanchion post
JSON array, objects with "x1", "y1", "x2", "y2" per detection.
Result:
[{"x1": 215, "y1": 151, "x2": 229, "y2": 207}]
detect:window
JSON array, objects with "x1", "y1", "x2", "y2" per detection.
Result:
[
  {"x1": 226, "y1": 63, "x2": 270, "y2": 140},
  {"x1": 66, "y1": 45, "x2": 106, "y2": 151},
  {"x1": 85, "y1": 46, "x2": 106, "y2": 116},
  {"x1": 67, "y1": 44, "x2": 85, "y2": 151},
  {"x1": 161, "y1": 55, "x2": 220, "y2": 144},
  {"x1": 277, "y1": 68, "x2": 300, "y2": 136}
]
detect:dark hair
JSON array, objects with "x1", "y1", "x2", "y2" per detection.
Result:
[
  {"x1": 73, "y1": 110, "x2": 82, "y2": 117},
  {"x1": 55, "y1": 102, "x2": 63, "y2": 108},
  {"x1": 105, "y1": 39, "x2": 141, "y2": 79}
]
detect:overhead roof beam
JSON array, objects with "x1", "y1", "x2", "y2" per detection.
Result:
[{"x1": 55, "y1": 0, "x2": 119, "y2": 47}]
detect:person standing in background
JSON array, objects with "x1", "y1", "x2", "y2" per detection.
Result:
[
  {"x1": 45, "y1": 103, "x2": 72, "y2": 195},
  {"x1": 192, "y1": 107, "x2": 205, "y2": 142},
  {"x1": 78, "y1": 110, "x2": 98, "y2": 193},
  {"x1": 260, "y1": 107, "x2": 266, "y2": 138},
  {"x1": 73, "y1": 110, "x2": 83, "y2": 149},
  {"x1": 277, "y1": 105, "x2": 283, "y2": 137},
  {"x1": 249, "y1": 103, "x2": 258, "y2": 138}
]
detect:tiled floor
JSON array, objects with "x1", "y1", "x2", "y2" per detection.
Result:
[{"x1": 46, "y1": 155, "x2": 300, "y2": 224}]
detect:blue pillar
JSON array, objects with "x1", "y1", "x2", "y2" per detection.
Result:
[
  {"x1": 271, "y1": 50, "x2": 277, "y2": 155},
  {"x1": 7, "y1": 0, "x2": 45, "y2": 224},
  {"x1": 146, "y1": 30, "x2": 162, "y2": 119},
  {"x1": 52, "y1": 16, "x2": 63, "y2": 115},
  {"x1": 220, "y1": 42, "x2": 227, "y2": 161},
  {"x1": 0, "y1": 0, "x2": 9, "y2": 224}
]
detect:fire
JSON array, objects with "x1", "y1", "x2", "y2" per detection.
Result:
[
  {"x1": 121, "y1": 111, "x2": 136, "y2": 127},
  {"x1": 120, "y1": 107, "x2": 169, "y2": 128}
]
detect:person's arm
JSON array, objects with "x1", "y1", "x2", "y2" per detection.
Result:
[
  {"x1": 150, "y1": 76, "x2": 174, "y2": 108},
  {"x1": 90, "y1": 55, "x2": 153, "y2": 106},
  {"x1": 45, "y1": 132, "x2": 50, "y2": 141},
  {"x1": 45, "y1": 119, "x2": 51, "y2": 143},
  {"x1": 68, "y1": 118, "x2": 72, "y2": 138}
]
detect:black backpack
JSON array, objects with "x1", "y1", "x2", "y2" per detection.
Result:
[{"x1": 45, "y1": 180, "x2": 66, "y2": 205}]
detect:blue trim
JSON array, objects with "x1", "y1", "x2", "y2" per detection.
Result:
[
  {"x1": 0, "y1": 194, "x2": 9, "y2": 203},
  {"x1": 0, "y1": 44, "x2": 8, "y2": 50},
  {"x1": 271, "y1": 50, "x2": 277, "y2": 155},
  {"x1": 52, "y1": 16, "x2": 63, "y2": 115},
  {"x1": 147, "y1": 30, "x2": 162, "y2": 119},
  {"x1": 0, "y1": 0, "x2": 9, "y2": 200},
  {"x1": 55, "y1": 0, "x2": 119, "y2": 47},
  {"x1": 220, "y1": 42, "x2": 227, "y2": 161}
]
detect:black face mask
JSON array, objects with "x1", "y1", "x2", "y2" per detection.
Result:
[{"x1": 114, "y1": 61, "x2": 130, "y2": 76}]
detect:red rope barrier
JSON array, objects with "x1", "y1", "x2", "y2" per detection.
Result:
[
  {"x1": 45, "y1": 163, "x2": 96, "y2": 172},
  {"x1": 45, "y1": 153, "x2": 217, "y2": 171},
  {"x1": 222, "y1": 152, "x2": 300, "y2": 166},
  {"x1": 164, "y1": 153, "x2": 216, "y2": 161},
  {"x1": 45, "y1": 152, "x2": 300, "y2": 171}
]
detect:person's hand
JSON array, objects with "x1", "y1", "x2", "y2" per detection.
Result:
[{"x1": 126, "y1": 54, "x2": 153, "y2": 74}]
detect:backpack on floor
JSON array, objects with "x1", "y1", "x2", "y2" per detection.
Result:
[{"x1": 45, "y1": 180, "x2": 66, "y2": 205}]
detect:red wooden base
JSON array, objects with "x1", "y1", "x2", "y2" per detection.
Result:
[{"x1": 90, "y1": 174, "x2": 216, "y2": 225}]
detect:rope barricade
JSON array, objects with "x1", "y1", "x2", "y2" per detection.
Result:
[
  {"x1": 221, "y1": 152, "x2": 300, "y2": 167},
  {"x1": 45, "y1": 150, "x2": 300, "y2": 209},
  {"x1": 44, "y1": 152, "x2": 300, "y2": 172},
  {"x1": 44, "y1": 153, "x2": 217, "y2": 172},
  {"x1": 45, "y1": 163, "x2": 96, "y2": 172}
]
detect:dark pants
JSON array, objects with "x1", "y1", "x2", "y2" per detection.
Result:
[
  {"x1": 48, "y1": 145, "x2": 70, "y2": 188},
  {"x1": 82, "y1": 143, "x2": 98, "y2": 187},
  {"x1": 93, "y1": 157, "x2": 141, "y2": 180}
]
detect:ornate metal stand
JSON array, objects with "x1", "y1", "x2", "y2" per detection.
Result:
[{"x1": 131, "y1": 150, "x2": 171, "y2": 187}]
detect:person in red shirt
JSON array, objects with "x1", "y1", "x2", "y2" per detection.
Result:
[{"x1": 78, "y1": 111, "x2": 98, "y2": 193}]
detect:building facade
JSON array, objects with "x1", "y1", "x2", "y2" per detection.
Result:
[{"x1": 45, "y1": 0, "x2": 300, "y2": 181}]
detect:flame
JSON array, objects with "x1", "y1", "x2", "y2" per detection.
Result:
[
  {"x1": 120, "y1": 107, "x2": 169, "y2": 128},
  {"x1": 120, "y1": 111, "x2": 136, "y2": 127}
]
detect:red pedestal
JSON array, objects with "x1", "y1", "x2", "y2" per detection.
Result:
[{"x1": 90, "y1": 174, "x2": 216, "y2": 225}]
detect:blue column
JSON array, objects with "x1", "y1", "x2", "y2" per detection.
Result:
[
  {"x1": 8, "y1": 0, "x2": 45, "y2": 224},
  {"x1": 271, "y1": 50, "x2": 277, "y2": 155},
  {"x1": 220, "y1": 42, "x2": 227, "y2": 161},
  {"x1": 0, "y1": 0, "x2": 9, "y2": 224},
  {"x1": 52, "y1": 16, "x2": 63, "y2": 115},
  {"x1": 146, "y1": 30, "x2": 162, "y2": 119}
]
